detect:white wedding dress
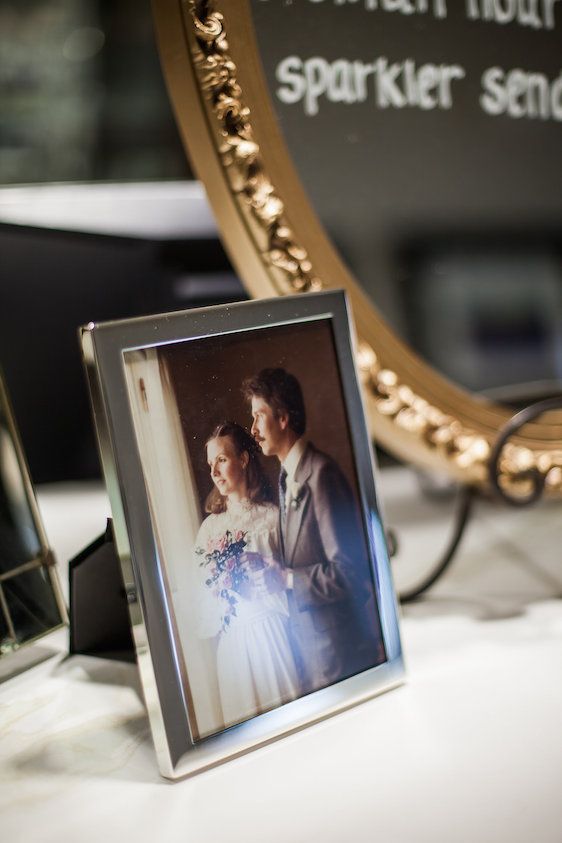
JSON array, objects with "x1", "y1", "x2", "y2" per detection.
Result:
[{"x1": 194, "y1": 499, "x2": 300, "y2": 730}]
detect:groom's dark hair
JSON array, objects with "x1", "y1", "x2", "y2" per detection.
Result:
[{"x1": 243, "y1": 368, "x2": 306, "y2": 437}]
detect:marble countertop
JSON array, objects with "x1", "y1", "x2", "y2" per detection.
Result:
[{"x1": 1, "y1": 469, "x2": 561, "y2": 842}]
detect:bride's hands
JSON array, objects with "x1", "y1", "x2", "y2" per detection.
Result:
[
  {"x1": 251, "y1": 557, "x2": 289, "y2": 596},
  {"x1": 239, "y1": 551, "x2": 266, "y2": 572},
  {"x1": 238, "y1": 553, "x2": 289, "y2": 597},
  {"x1": 235, "y1": 552, "x2": 267, "y2": 599}
]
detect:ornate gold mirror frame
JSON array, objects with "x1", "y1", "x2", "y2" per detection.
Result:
[{"x1": 152, "y1": 0, "x2": 562, "y2": 495}]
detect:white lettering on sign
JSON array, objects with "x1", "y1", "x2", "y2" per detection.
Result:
[
  {"x1": 465, "y1": 0, "x2": 560, "y2": 28},
  {"x1": 265, "y1": 0, "x2": 561, "y2": 27},
  {"x1": 481, "y1": 66, "x2": 562, "y2": 119},
  {"x1": 276, "y1": 55, "x2": 466, "y2": 115},
  {"x1": 291, "y1": 0, "x2": 448, "y2": 16},
  {"x1": 266, "y1": 0, "x2": 561, "y2": 27},
  {"x1": 358, "y1": 0, "x2": 447, "y2": 16}
]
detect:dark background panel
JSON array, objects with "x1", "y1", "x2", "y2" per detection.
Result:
[{"x1": 0, "y1": 222, "x2": 243, "y2": 482}]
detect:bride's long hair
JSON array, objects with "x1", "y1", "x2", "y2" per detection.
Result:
[{"x1": 204, "y1": 421, "x2": 275, "y2": 514}]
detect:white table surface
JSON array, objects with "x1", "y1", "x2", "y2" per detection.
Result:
[{"x1": 2, "y1": 468, "x2": 561, "y2": 843}]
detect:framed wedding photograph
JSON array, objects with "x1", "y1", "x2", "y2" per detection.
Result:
[{"x1": 81, "y1": 290, "x2": 404, "y2": 779}]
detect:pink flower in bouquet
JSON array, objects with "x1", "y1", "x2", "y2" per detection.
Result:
[{"x1": 197, "y1": 528, "x2": 249, "y2": 632}]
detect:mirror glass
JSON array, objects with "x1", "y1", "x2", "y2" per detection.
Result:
[
  {"x1": 0, "y1": 374, "x2": 65, "y2": 655},
  {"x1": 250, "y1": 1, "x2": 562, "y2": 402}
]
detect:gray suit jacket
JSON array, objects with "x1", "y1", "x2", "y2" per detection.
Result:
[{"x1": 281, "y1": 442, "x2": 377, "y2": 689}]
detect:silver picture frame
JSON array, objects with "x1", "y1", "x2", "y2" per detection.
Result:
[
  {"x1": 81, "y1": 290, "x2": 404, "y2": 779},
  {"x1": 0, "y1": 372, "x2": 67, "y2": 680}
]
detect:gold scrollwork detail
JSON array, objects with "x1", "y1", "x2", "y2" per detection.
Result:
[
  {"x1": 184, "y1": 0, "x2": 562, "y2": 497},
  {"x1": 355, "y1": 342, "x2": 491, "y2": 478},
  {"x1": 355, "y1": 341, "x2": 562, "y2": 494},
  {"x1": 188, "y1": 0, "x2": 321, "y2": 294}
]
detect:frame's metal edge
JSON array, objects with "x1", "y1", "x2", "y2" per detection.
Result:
[
  {"x1": 0, "y1": 370, "x2": 68, "y2": 635},
  {"x1": 168, "y1": 659, "x2": 406, "y2": 780},
  {"x1": 79, "y1": 325, "x2": 179, "y2": 776}
]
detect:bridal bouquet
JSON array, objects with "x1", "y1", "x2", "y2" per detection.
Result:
[{"x1": 196, "y1": 530, "x2": 249, "y2": 632}]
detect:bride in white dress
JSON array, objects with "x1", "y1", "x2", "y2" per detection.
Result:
[{"x1": 194, "y1": 422, "x2": 300, "y2": 730}]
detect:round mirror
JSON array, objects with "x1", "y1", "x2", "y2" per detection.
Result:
[{"x1": 152, "y1": 0, "x2": 562, "y2": 492}]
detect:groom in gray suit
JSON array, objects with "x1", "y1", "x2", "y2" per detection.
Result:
[{"x1": 243, "y1": 368, "x2": 382, "y2": 696}]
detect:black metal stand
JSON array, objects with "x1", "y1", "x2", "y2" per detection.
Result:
[
  {"x1": 488, "y1": 395, "x2": 562, "y2": 507},
  {"x1": 397, "y1": 485, "x2": 476, "y2": 604},
  {"x1": 395, "y1": 393, "x2": 562, "y2": 602},
  {"x1": 68, "y1": 519, "x2": 135, "y2": 662}
]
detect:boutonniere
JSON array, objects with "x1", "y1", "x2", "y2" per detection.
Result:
[{"x1": 289, "y1": 481, "x2": 305, "y2": 510}]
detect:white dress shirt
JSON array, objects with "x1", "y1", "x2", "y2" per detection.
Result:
[
  {"x1": 281, "y1": 437, "x2": 307, "y2": 509},
  {"x1": 280, "y1": 438, "x2": 307, "y2": 589}
]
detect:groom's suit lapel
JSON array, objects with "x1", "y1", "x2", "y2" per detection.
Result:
[{"x1": 284, "y1": 445, "x2": 313, "y2": 565}]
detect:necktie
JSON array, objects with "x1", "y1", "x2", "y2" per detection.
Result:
[{"x1": 279, "y1": 467, "x2": 288, "y2": 530}]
